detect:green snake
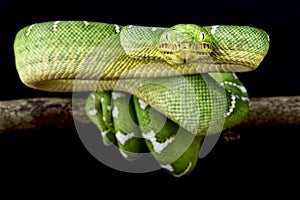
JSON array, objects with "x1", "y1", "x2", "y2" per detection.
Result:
[{"x1": 13, "y1": 21, "x2": 270, "y2": 177}]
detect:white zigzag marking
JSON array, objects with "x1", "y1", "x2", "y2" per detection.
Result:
[
  {"x1": 142, "y1": 130, "x2": 174, "y2": 154},
  {"x1": 116, "y1": 131, "x2": 135, "y2": 145}
]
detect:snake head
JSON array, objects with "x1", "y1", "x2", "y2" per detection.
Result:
[{"x1": 158, "y1": 24, "x2": 213, "y2": 65}]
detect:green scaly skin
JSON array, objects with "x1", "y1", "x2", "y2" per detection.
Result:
[{"x1": 13, "y1": 21, "x2": 270, "y2": 177}]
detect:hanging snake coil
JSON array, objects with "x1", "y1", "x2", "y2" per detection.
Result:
[{"x1": 13, "y1": 21, "x2": 270, "y2": 177}]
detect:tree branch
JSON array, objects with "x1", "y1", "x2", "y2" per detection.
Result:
[
  {"x1": 235, "y1": 96, "x2": 300, "y2": 127},
  {"x1": 0, "y1": 97, "x2": 89, "y2": 133},
  {"x1": 0, "y1": 96, "x2": 299, "y2": 134},
  {"x1": 221, "y1": 96, "x2": 300, "y2": 141}
]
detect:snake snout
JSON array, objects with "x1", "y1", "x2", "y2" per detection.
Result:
[{"x1": 181, "y1": 43, "x2": 189, "y2": 50}]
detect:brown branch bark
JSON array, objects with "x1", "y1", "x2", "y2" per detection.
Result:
[
  {"x1": 221, "y1": 96, "x2": 300, "y2": 141},
  {"x1": 0, "y1": 96, "x2": 299, "y2": 134},
  {"x1": 0, "y1": 97, "x2": 89, "y2": 133},
  {"x1": 235, "y1": 96, "x2": 300, "y2": 127}
]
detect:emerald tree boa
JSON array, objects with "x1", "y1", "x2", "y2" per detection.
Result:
[{"x1": 14, "y1": 21, "x2": 270, "y2": 177}]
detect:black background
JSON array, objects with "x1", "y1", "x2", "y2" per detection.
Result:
[{"x1": 0, "y1": 0, "x2": 299, "y2": 195}]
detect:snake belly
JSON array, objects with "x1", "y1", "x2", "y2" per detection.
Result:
[{"x1": 13, "y1": 21, "x2": 270, "y2": 177}]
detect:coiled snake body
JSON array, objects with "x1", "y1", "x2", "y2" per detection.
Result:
[{"x1": 14, "y1": 21, "x2": 270, "y2": 177}]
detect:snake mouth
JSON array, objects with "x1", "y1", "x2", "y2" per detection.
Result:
[
  {"x1": 158, "y1": 42, "x2": 213, "y2": 64},
  {"x1": 160, "y1": 43, "x2": 212, "y2": 55}
]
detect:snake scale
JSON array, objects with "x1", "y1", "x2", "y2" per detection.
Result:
[{"x1": 13, "y1": 21, "x2": 270, "y2": 177}]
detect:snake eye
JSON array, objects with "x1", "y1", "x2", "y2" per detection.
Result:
[
  {"x1": 199, "y1": 32, "x2": 205, "y2": 41},
  {"x1": 166, "y1": 32, "x2": 171, "y2": 41}
]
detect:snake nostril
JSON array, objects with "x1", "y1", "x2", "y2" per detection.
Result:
[{"x1": 181, "y1": 43, "x2": 189, "y2": 50}]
